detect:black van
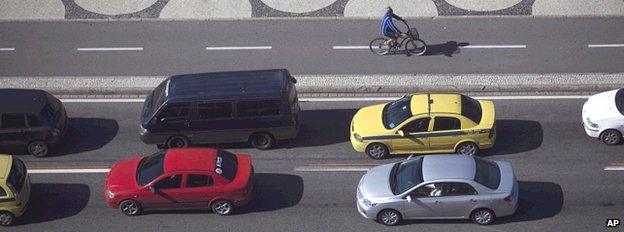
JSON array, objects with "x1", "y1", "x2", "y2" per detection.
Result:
[
  {"x1": 140, "y1": 69, "x2": 300, "y2": 150},
  {"x1": 0, "y1": 89, "x2": 68, "y2": 157}
]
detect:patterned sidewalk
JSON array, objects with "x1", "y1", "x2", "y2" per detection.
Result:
[{"x1": 1, "y1": 0, "x2": 624, "y2": 20}]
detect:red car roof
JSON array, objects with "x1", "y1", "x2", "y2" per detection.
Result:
[{"x1": 164, "y1": 148, "x2": 218, "y2": 173}]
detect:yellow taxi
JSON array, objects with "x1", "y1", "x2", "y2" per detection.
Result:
[
  {"x1": 0, "y1": 154, "x2": 30, "y2": 226},
  {"x1": 350, "y1": 93, "x2": 496, "y2": 159}
]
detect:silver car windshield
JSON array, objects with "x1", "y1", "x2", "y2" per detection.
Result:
[
  {"x1": 616, "y1": 89, "x2": 624, "y2": 116},
  {"x1": 390, "y1": 158, "x2": 424, "y2": 195}
]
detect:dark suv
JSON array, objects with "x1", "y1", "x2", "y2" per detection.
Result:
[{"x1": 0, "y1": 89, "x2": 68, "y2": 157}]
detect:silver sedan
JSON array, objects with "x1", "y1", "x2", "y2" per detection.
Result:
[{"x1": 356, "y1": 154, "x2": 519, "y2": 226}]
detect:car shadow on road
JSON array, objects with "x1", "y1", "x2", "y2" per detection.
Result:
[
  {"x1": 201, "y1": 109, "x2": 358, "y2": 149},
  {"x1": 50, "y1": 117, "x2": 119, "y2": 156},
  {"x1": 14, "y1": 183, "x2": 90, "y2": 225},
  {"x1": 238, "y1": 173, "x2": 304, "y2": 213},
  {"x1": 394, "y1": 181, "x2": 563, "y2": 226},
  {"x1": 486, "y1": 120, "x2": 543, "y2": 156}
]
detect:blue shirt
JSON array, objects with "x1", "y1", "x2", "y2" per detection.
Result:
[{"x1": 380, "y1": 12, "x2": 403, "y2": 37}]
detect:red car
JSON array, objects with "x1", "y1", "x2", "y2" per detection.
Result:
[{"x1": 104, "y1": 148, "x2": 253, "y2": 216}]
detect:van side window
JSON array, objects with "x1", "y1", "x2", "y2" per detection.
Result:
[
  {"x1": 159, "y1": 103, "x2": 189, "y2": 121},
  {"x1": 237, "y1": 100, "x2": 281, "y2": 117},
  {"x1": 1, "y1": 114, "x2": 26, "y2": 129},
  {"x1": 27, "y1": 114, "x2": 42, "y2": 127},
  {"x1": 197, "y1": 102, "x2": 233, "y2": 119}
]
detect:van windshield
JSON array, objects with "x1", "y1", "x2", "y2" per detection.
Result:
[
  {"x1": 7, "y1": 158, "x2": 26, "y2": 195},
  {"x1": 142, "y1": 81, "x2": 168, "y2": 126}
]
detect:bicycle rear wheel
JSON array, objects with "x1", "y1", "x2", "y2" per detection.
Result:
[
  {"x1": 405, "y1": 38, "x2": 427, "y2": 56},
  {"x1": 370, "y1": 38, "x2": 391, "y2": 55}
]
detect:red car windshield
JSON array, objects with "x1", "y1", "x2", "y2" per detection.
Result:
[{"x1": 136, "y1": 151, "x2": 165, "y2": 186}]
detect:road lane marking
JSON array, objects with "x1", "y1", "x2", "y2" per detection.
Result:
[
  {"x1": 604, "y1": 163, "x2": 624, "y2": 171},
  {"x1": 588, "y1": 44, "x2": 624, "y2": 48},
  {"x1": 59, "y1": 95, "x2": 590, "y2": 103},
  {"x1": 0, "y1": 48, "x2": 15, "y2": 51},
  {"x1": 205, "y1": 46, "x2": 272, "y2": 50},
  {"x1": 294, "y1": 164, "x2": 377, "y2": 172},
  {"x1": 29, "y1": 168, "x2": 110, "y2": 174},
  {"x1": 332, "y1": 46, "x2": 369, "y2": 50},
  {"x1": 460, "y1": 45, "x2": 526, "y2": 49},
  {"x1": 77, "y1": 47, "x2": 143, "y2": 51}
]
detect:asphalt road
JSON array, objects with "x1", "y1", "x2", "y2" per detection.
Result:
[
  {"x1": 0, "y1": 17, "x2": 623, "y2": 76},
  {"x1": 5, "y1": 98, "x2": 624, "y2": 232}
]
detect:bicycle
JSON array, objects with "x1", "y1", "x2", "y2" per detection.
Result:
[{"x1": 369, "y1": 22, "x2": 427, "y2": 56}]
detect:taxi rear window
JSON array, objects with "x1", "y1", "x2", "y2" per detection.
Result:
[{"x1": 461, "y1": 95, "x2": 482, "y2": 124}]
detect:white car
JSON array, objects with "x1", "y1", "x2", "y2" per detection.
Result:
[{"x1": 582, "y1": 88, "x2": 624, "y2": 145}]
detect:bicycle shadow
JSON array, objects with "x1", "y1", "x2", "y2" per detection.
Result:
[{"x1": 422, "y1": 41, "x2": 469, "y2": 57}]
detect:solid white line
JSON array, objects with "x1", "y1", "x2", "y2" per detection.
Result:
[
  {"x1": 460, "y1": 45, "x2": 526, "y2": 49},
  {"x1": 58, "y1": 95, "x2": 590, "y2": 103},
  {"x1": 29, "y1": 169, "x2": 110, "y2": 174},
  {"x1": 332, "y1": 46, "x2": 369, "y2": 50},
  {"x1": 294, "y1": 167, "x2": 371, "y2": 172},
  {"x1": 61, "y1": 99, "x2": 145, "y2": 103},
  {"x1": 205, "y1": 46, "x2": 272, "y2": 50},
  {"x1": 77, "y1": 47, "x2": 143, "y2": 51},
  {"x1": 588, "y1": 44, "x2": 624, "y2": 48},
  {"x1": 0, "y1": 48, "x2": 15, "y2": 51},
  {"x1": 604, "y1": 167, "x2": 624, "y2": 171}
]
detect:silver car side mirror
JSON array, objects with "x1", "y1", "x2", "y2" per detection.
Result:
[{"x1": 406, "y1": 195, "x2": 413, "y2": 202}]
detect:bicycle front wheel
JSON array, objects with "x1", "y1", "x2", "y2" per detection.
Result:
[
  {"x1": 369, "y1": 38, "x2": 391, "y2": 55},
  {"x1": 405, "y1": 38, "x2": 427, "y2": 56}
]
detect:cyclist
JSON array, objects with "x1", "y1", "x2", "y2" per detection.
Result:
[{"x1": 380, "y1": 7, "x2": 406, "y2": 46}]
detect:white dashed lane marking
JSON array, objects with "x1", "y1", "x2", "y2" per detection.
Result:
[
  {"x1": 205, "y1": 46, "x2": 272, "y2": 50},
  {"x1": 77, "y1": 47, "x2": 143, "y2": 51},
  {"x1": 588, "y1": 44, "x2": 624, "y2": 48},
  {"x1": 0, "y1": 48, "x2": 15, "y2": 51}
]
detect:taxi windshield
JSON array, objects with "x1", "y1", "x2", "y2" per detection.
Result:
[
  {"x1": 136, "y1": 151, "x2": 165, "y2": 186},
  {"x1": 7, "y1": 158, "x2": 26, "y2": 195},
  {"x1": 382, "y1": 96, "x2": 412, "y2": 129}
]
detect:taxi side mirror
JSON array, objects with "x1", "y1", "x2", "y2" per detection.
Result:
[{"x1": 397, "y1": 130, "x2": 405, "y2": 137}]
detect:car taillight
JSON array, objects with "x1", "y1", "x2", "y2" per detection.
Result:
[
  {"x1": 504, "y1": 194, "x2": 513, "y2": 203},
  {"x1": 489, "y1": 123, "x2": 496, "y2": 139}
]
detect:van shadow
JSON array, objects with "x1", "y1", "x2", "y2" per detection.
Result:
[
  {"x1": 211, "y1": 109, "x2": 357, "y2": 149},
  {"x1": 485, "y1": 120, "x2": 543, "y2": 156},
  {"x1": 50, "y1": 118, "x2": 119, "y2": 156},
  {"x1": 395, "y1": 181, "x2": 563, "y2": 226},
  {"x1": 239, "y1": 173, "x2": 304, "y2": 213},
  {"x1": 15, "y1": 183, "x2": 90, "y2": 225},
  {"x1": 422, "y1": 41, "x2": 469, "y2": 57}
]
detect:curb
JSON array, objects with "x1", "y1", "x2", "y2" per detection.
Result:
[{"x1": 0, "y1": 73, "x2": 622, "y2": 96}]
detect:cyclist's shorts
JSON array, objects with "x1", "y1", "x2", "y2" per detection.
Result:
[{"x1": 382, "y1": 27, "x2": 400, "y2": 38}]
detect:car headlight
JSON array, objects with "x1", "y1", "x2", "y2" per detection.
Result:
[
  {"x1": 107, "y1": 190, "x2": 116, "y2": 199},
  {"x1": 354, "y1": 133, "x2": 363, "y2": 142},
  {"x1": 361, "y1": 198, "x2": 377, "y2": 207},
  {"x1": 585, "y1": 117, "x2": 599, "y2": 128}
]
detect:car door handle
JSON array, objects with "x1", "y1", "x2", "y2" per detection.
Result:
[{"x1": 470, "y1": 199, "x2": 477, "y2": 202}]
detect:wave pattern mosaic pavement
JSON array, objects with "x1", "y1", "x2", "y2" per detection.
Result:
[{"x1": 1, "y1": 0, "x2": 623, "y2": 19}]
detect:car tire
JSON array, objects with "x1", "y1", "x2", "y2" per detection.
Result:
[
  {"x1": 377, "y1": 209, "x2": 402, "y2": 226},
  {"x1": 366, "y1": 143, "x2": 389, "y2": 159},
  {"x1": 471, "y1": 208, "x2": 495, "y2": 225},
  {"x1": 249, "y1": 133, "x2": 275, "y2": 150},
  {"x1": 600, "y1": 129, "x2": 622, "y2": 146},
  {"x1": 0, "y1": 211, "x2": 15, "y2": 226},
  {"x1": 28, "y1": 140, "x2": 49, "y2": 157},
  {"x1": 119, "y1": 200, "x2": 142, "y2": 216},
  {"x1": 456, "y1": 142, "x2": 479, "y2": 156},
  {"x1": 166, "y1": 136, "x2": 189, "y2": 148},
  {"x1": 211, "y1": 200, "x2": 234, "y2": 216}
]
